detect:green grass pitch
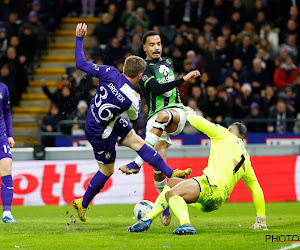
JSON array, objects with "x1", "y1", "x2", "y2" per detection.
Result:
[{"x1": 0, "y1": 202, "x2": 299, "y2": 249}]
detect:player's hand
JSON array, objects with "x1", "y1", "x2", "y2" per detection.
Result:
[
  {"x1": 132, "y1": 89, "x2": 140, "y2": 100},
  {"x1": 40, "y1": 78, "x2": 46, "y2": 87},
  {"x1": 250, "y1": 216, "x2": 268, "y2": 230},
  {"x1": 183, "y1": 70, "x2": 201, "y2": 82},
  {"x1": 183, "y1": 106, "x2": 196, "y2": 116},
  {"x1": 8, "y1": 137, "x2": 15, "y2": 148},
  {"x1": 76, "y1": 23, "x2": 88, "y2": 37}
]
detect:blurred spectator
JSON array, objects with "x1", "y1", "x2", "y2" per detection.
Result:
[
  {"x1": 0, "y1": 64, "x2": 14, "y2": 95},
  {"x1": 70, "y1": 68, "x2": 87, "y2": 89},
  {"x1": 280, "y1": 34, "x2": 298, "y2": 63},
  {"x1": 3, "y1": 12, "x2": 20, "y2": 40},
  {"x1": 275, "y1": 47, "x2": 289, "y2": 67},
  {"x1": 217, "y1": 85, "x2": 233, "y2": 117},
  {"x1": 232, "y1": 83, "x2": 253, "y2": 118},
  {"x1": 267, "y1": 99, "x2": 294, "y2": 133},
  {"x1": 281, "y1": 19, "x2": 299, "y2": 45},
  {"x1": 228, "y1": 11, "x2": 243, "y2": 34},
  {"x1": 273, "y1": 56, "x2": 300, "y2": 91},
  {"x1": 146, "y1": 0, "x2": 164, "y2": 27},
  {"x1": 84, "y1": 36, "x2": 102, "y2": 61},
  {"x1": 183, "y1": 98, "x2": 203, "y2": 134},
  {"x1": 253, "y1": 11, "x2": 267, "y2": 33},
  {"x1": 92, "y1": 13, "x2": 115, "y2": 44},
  {"x1": 196, "y1": 40, "x2": 221, "y2": 85},
  {"x1": 0, "y1": 28, "x2": 8, "y2": 52},
  {"x1": 81, "y1": 0, "x2": 96, "y2": 17},
  {"x1": 248, "y1": 0, "x2": 268, "y2": 22},
  {"x1": 248, "y1": 58, "x2": 269, "y2": 95},
  {"x1": 67, "y1": 100, "x2": 88, "y2": 135},
  {"x1": 293, "y1": 113, "x2": 300, "y2": 133},
  {"x1": 201, "y1": 85, "x2": 226, "y2": 124},
  {"x1": 259, "y1": 85, "x2": 278, "y2": 116},
  {"x1": 288, "y1": 5, "x2": 300, "y2": 24},
  {"x1": 41, "y1": 77, "x2": 78, "y2": 119},
  {"x1": 0, "y1": 0, "x2": 13, "y2": 22},
  {"x1": 2, "y1": 46, "x2": 28, "y2": 105},
  {"x1": 19, "y1": 25, "x2": 36, "y2": 64},
  {"x1": 125, "y1": 7, "x2": 150, "y2": 31},
  {"x1": 121, "y1": 0, "x2": 135, "y2": 27},
  {"x1": 130, "y1": 34, "x2": 143, "y2": 56},
  {"x1": 259, "y1": 23, "x2": 279, "y2": 54},
  {"x1": 187, "y1": 84, "x2": 204, "y2": 110},
  {"x1": 246, "y1": 102, "x2": 266, "y2": 132},
  {"x1": 41, "y1": 103, "x2": 62, "y2": 147},
  {"x1": 32, "y1": 0, "x2": 53, "y2": 31},
  {"x1": 102, "y1": 37, "x2": 125, "y2": 67},
  {"x1": 178, "y1": 59, "x2": 198, "y2": 103},
  {"x1": 115, "y1": 27, "x2": 130, "y2": 50},
  {"x1": 186, "y1": 50, "x2": 202, "y2": 71},
  {"x1": 256, "y1": 47, "x2": 275, "y2": 81},
  {"x1": 222, "y1": 58, "x2": 248, "y2": 84},
  {"x1": 233, "y1": 35, "x2": 257, "y2": 69},
  {"x1": 284, "y1": 86, "x2": 295, "y2": 109}
]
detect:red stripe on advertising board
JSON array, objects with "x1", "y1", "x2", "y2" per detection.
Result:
[{"x1": 143, "y1": 156, "x2": 297, "y2": 202}]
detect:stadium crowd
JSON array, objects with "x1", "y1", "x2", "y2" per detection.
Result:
[{"x1": 1, "y1": 0, "x2": 300, "y2": 146}]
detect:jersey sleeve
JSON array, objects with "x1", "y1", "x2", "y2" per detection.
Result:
[
  {"x1": 120, "y1": 84, "x2": 140, "y2": 122},
  {"x1": 3, "y1": 86, "x2": 12, "y2": 137},
  {"x1": 139, "y1": 65, "x2": 184, "y2": 96},
  {"x1": 186, "y1": 114, "x2": 228, "y2": 139},
  {"x1": 75, "y1": 36, "x2": 111, "y2": 79},
  {"x1": 242, "y1": 165, "x2": 266, "y2": 216}
]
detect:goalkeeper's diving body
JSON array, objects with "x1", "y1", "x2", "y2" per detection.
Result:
[
  {"x1": 128, "y1": 107, "x2": 267, "y2": 235},
  {"x1": 72, "y1": 23, "x2": 192, "y2": 222}
]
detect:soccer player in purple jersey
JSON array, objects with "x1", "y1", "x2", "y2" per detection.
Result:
[
  {"x1": 72, "y1": 23, "x2": 192, "y2": 222},
  {"x1": 0, "y1": 82, "x2": 17, "y2": 223}
]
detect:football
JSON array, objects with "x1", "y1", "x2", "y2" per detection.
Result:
[{"x1": 133, "y1": 200, "x2": 154, "y2": 220}]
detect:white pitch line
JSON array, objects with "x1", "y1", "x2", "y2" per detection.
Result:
[{"x1": 276, "y1": 242, "x2": 300, "y2": 250}]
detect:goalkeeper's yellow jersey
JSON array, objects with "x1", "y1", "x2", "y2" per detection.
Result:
[{"x1": 187, "y1": 114, "x2": 258, "y2": 202}]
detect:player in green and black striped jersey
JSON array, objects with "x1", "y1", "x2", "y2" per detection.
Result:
[{"x1": 119, "y1": 31, "x2": 200, "y2": 226}]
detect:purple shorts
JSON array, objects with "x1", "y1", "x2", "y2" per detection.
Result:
[
  {"x1": 0, "y1": 138, "x2": 12, "y2": 160},
  {"x1": 86, "y1": 117, "x2": 132, "y2": 164}
]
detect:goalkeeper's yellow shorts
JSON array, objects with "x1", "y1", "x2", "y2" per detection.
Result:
[{"x1": 192, "y1": 175, "x2": 223, "y2": 212}]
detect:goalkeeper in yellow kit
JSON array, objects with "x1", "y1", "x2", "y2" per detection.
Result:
[{"x1": 128, "y1": 106, "x2": 267, "y2": 235}]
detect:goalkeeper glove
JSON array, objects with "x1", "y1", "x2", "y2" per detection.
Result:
[
  {"x1": 250, "y1": 216, "x2": 268, "y2": 230},
  {"x1": 183, "y1": 106, "x2": 196, "y2": 116}
]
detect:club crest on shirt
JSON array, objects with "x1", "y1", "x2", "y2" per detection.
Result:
[{"x1": 105, "y1": 152, "x2": 111, "y2": 159}]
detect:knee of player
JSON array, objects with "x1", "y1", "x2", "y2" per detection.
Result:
[
  {"x1": 0, "y1": 162, "x2": 12, "y2": 175},
  {"x1": 165, "y1": 189, "x2": 179, "y2": 201},
  {"x1": 156, "y1": 110, "x2": 171, "y2": 123}
]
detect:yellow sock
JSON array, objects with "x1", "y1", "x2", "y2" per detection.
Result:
[
  {"x1": 144, "y1": 186, "x2": 170, "y2": 220},
  {"x1": 169, "y1": 195, "x2": 191, "y2": 225}
]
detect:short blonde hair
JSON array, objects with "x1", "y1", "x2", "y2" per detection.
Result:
[{"x1": 123, "y1": 55, "x2": 147, "y2": 78}]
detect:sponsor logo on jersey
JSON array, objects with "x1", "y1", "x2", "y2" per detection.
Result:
[
  {"x1": 157, "y1": 75, "x2": 175, "y2": 84},
  {"x1": 92, "y1": 64, "x2": 100, "y2": 71},
  {"x1": 159, "y1": 65, "x2": 170, "y2": 77}
]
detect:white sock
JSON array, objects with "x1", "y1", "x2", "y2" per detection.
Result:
[
  {"x1": 3, "y1": 211, "x2": 11, "y2": 218},
  {"x1": 134, "y1": 132, "x2": 160, "y2": 167},
  {"x1": 154, "y1": 178, "x2": 167, "y2": 193}
]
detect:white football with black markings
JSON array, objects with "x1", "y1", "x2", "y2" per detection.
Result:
[{"x1": 133, "y1": 200, "x2": 154, "y2": 220}]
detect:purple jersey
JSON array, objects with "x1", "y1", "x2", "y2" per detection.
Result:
[
  {"x1": 85, "y1": 64, "x2": 139, "y2": 141},
  {"x1": 75, "y1": 37, "x2": 140, "y2": 163},
  {"x1": 0, "y1": 82, "x2": 12, "y2": 160}
]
